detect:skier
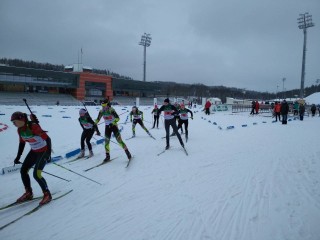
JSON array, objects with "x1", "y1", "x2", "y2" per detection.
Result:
[
  {"x1": 78, "y1": 108, "x2": 101, "y2": 158},
  {"x1": 170, "y1": 102, "x2": 183, "y2": 136},
  {"x1": 11, "y1": 112, "x2": 52, "y2": 205},
  {"x1": 95, "y1": 99, "x2": 132, "y2": 161},
  {"x1": 151, "y1": 104, "x2": 160, "y2": 129},
  {"x1": 130, "y1": 106, "x2": 153, "y2": 138},
  {"x1": 158, "y1": 98, "x2": 184, "y2": 150},
  {"x1": 177, "y1": 103, "x2": 193, "y2": 140}
]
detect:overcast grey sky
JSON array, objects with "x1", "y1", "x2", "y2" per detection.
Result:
[{"x1": 0, "y1": 0, "x2": 319, "y2": 93}]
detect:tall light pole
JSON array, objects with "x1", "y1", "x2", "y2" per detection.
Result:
[
  {"x1": 297, "y1": 12, "x2": 314, "y2": 98},
  {"x1": 282, "y1": 77, "x2": 286, "y2": 99},
  {"x1": 139, "y1": 33, "x2": 152, "y2": 82},
  {"x1": 316, "y1": 79, "x2": 320, "y2": 93}
]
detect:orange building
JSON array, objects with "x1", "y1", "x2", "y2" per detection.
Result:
[{"x1": 73, "y1": 72, "x2": 112, "y2": 101}]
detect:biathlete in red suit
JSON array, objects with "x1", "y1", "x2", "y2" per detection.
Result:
[{"x1": 11, "y1": 111, "x2": 52, "y2": 205}]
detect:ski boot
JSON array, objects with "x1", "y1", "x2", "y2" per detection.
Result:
[
  {"x1": 78, "y1": 149, "x2": 85, "y2": 158},
  {"x1": 165, "y1": 145, "x2": 170, "y2": 150},
  {"x1": 39, "y1": 190, "x2": 52, "y2": 205},
  {"x1": 88, "y1": 150, "x2": 94, "y2": 158},
  {"x1": 16, "y1": 189, "x2": 33, "y2": 203},
  {"x1": 104, "y1": 152, "x2": 110, "y2": 162}
]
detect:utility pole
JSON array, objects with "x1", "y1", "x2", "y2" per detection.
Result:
[
  {"x1": 139, "y1": 33, "x2": 152, "y2": 82},
  {"x1": 297, "y1": 12, "x2": 314, "y2": 98}
]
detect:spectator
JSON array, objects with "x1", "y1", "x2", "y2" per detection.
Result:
[
  {"x1": 204, "y1": 100, "x2": 212, "y2": 115},
  {"x1": 311, "y1": 104, "x2": 316, "y2": 117},
  {"x1": 274, "y1": 101, "x2": 281, "y2": 122},
  {"x1": 293, "y1": 101, "x2": 299, "y2": 115},
  {"x1": 281, "y1": 100, "x2": 289, "y2": 124},
  {"x1": 250, "y1": 101, "x2": 256, "y2": 115},
  {"x1": 255, "y1": 101, "x2": 260, "y2": 114},
  {"x1": 299, "y1": 103, "x2": 305, "y2": 121}
]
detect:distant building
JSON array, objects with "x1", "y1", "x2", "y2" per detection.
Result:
[{"x1": 0, "y1": 64, "x2": 160, "y2": 101}]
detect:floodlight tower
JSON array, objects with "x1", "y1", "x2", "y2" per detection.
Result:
[
  {"x1": 282, "y1": 77, "x2": 286, "y2": 99},
  {"x1": 139, "y1": 33, "x2": 152, "y2": 82},
  {"x1": 297, "y1": 12, "x2": 314, "y2": 98}
]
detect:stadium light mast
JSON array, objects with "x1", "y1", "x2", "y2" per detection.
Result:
[
  {"x1": 297, "y1": 12, "x2": 314, "y2": 98},
  {"x1": 282, "y1": 77, "x2": 286, "y2": 99},
  {"x1": 139, "y1": 33, "x2": 152, "y2": 82}
]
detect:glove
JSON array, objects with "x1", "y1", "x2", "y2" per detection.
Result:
[
  {"x1": 44, "y1": 150, "x2": 52, "y2": 163},
  {"x1": 96, "y1": 131, "x2": 101, "y2": 136},
  {"x1": 30, "y1": 114, "x2": 39, "y2": 124},
  {"x1": 14, "y1": 156, "x2": 21, "y2": 164},
  {"x1": 191, "y1": 117, "x2": 193, "y2": 120}
]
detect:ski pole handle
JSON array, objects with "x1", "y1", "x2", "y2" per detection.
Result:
[{"x1": 23, "y1": 98, "x2": 33, "y2": 114}]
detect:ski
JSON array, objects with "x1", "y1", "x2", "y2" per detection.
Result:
[
  {"x1": 157, "y1": 148, "x2": 168, "y2": 156},
  {"x1": 157, "y1": 147, "x2": 188, "y2": 156},
  {"x1": 0, "y1": 191, "x2": 61, "y2": 211},
  {"x1": 0, "y1": 197, "x2": 43, "y2": 211},
  {"x1": 182, "y1": 147, "x2": 189, "y2": 156},
  {"x1": 161, "y1": 133, "x2": 182, "y2": 139},
  {"x1": 66, "y1": 155, "x2": 90, "y2": 163},
  {"x1": 148, "y1": 134, "x2": 156, "y2": 140},
  {"x1": 125, "y1": 136, "x2": 135, "y2": 140},
  {"x1": 0, "y1": 190, "x2": 73, "y2": 231},
  {"x1": 125, "y1": 156, "x2": 134, "y2": 168},
  {"x1": 84, "y1": 157, "x2": 118, "y2": 172}
]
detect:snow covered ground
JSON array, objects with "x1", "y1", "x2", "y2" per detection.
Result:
[{"x1": 0, "y1": 104, "x2": 319, "y2": 240}]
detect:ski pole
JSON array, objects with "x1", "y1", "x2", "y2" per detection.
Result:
[
  {"x1": 52, "y1": 162, "x2": 102, "y2": 185},
  {"x1": 32, "y1": 167, "x2": 71, "y2": 182},
  {"x1": 119, "y1": 110, "x2": 129, "y2": 116},
  {"x1": 22, "y1": 98, "x2": 33, "y2": 114}
]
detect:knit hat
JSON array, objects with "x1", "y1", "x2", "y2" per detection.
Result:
[
  {"x1": 101, "y1": 98, "x2": 110, "y2": 107},
  {"x1": 11, "y1": 111, "x2": 26, "y2": 121},
  {"x1": 79, "y1": 108, "x2": 87, "y2": 116},
  {"x1": 164, "y1": 98, "x2": 170, "y2": 103}
]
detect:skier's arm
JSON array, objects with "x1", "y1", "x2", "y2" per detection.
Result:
[
  {"x1": 112, "y1": 109, "x2": 120, "y2": 125},
  {"x1": 158, "y1": 106, "x2": 164, "y2": 114},
  {"x1": 95, "y1": 111, "x2": 103, "y2": 124},
  {"x1": 78, "y1": 118, "x2": 85, "y2": 130},
  {"x1": 171, "y1": 105, "x2": 179, "y2": 116},
  {"x1": 14, "y1": 141, "x2": 25, "y2": 164}
]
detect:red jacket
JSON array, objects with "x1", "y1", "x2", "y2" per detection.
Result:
[
  {"x1": 274, "y1": 103, "x2": 281, "y2": 113},
  {"x1": 205, "y1": 101, "x2": 212, "y2": 108}
]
